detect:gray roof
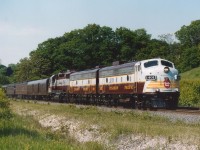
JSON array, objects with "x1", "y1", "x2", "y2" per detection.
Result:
[
  {"x1": 99, "y1": 61, "x2": 137, "y2": 72},
  {"x1": 70, "y1": 68, "x2": 99, "y2": 80},
  {"x1": 27, "y1": 78, "x2": 49, "y2": 85},
  {"x1": 99, "y1": 61, "x2": 137, "y2": 77}
]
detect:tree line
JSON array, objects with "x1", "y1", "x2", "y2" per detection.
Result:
[{"x1": 1, "y1": 20, "x2": 200, "y2": 84}]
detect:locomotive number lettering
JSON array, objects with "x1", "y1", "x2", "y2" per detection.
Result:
[
  {"x1": 124, "y1": 85, "x2": 133, "y2": 90},
  {"x1": 109, "y1": 86, "x2": 118, "y2": 90},
  {"x1": 99, "y1": 86, "x2": 103, "y2": 91},
  {"x1": 145, "y1": 75, "x2": 157, "y2": 81},
  {"x1": 83, "y1": 87, "x2": 89, "y2": 91},
  {"x1": 74, "y1": 87, "x2": 80, "y2": 91}
]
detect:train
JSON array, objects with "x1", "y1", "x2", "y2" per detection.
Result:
[{"x1": 3, "y1": 58, "x2": 180, "y2": 109}]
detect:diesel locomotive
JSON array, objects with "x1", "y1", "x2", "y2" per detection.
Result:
[{"x1": 3, "y1": 58, "x2": 180, "y2": 109}]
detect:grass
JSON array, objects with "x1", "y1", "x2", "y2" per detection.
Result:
[
  {"x1": 0, "y1": 117, "x2": 99, "y2": 150},
  {"x1": 0, "y1": 101, "x2": 105, "y2": 150},
  {"x1": 0, "y1": 116, "x2": 104, "y2": 150},
  {"x1": 181, "y1": 67, "x2": 200, "y2": 79},
  {"x1": 10, "y1": 100, "x2": 200, "y2": 147},
  {"x1": 179, "y1": 67, "x2": 200, "y2": 107}
]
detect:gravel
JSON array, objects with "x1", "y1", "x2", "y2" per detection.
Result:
[
  {"x1": 148, "y1": 110, "x2": 200, "y2": 124},
  {"x1": 95, "y1": 105, "x2": 200, "y2": 124}
]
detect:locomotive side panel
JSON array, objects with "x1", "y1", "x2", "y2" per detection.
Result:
[
  {"x1": 5, "y1": 84, "x2": 15, "y2": 97},
  {"x1": 70, "y1": 69, "x2": 99, "y2": 95},
  {"x1": 99, "y1": 75, "x2": 136, "y2": 94},
  {"x1": 99, "y1": 62, "x2": 138, "y2": 94},
  {"x1": 48, "y1": 72, "x2": 71, "y2": 94},
  {"x1": 38, "y1": 79, "x2": 49, "y2": 96},
  {"x1": 27, "y1": 79, "x2": 49, "y2": 97},
  {"x1": 15, "y1": 82, "x2": 28, "y2": 98}
]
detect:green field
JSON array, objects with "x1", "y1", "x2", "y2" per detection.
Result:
[{"x1": 181, "y1": 67, "x2": 200, "y2": 79}]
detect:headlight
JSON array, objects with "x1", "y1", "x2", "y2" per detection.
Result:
[{"x1": 164, "y1": 67, "x2": 170, "y2": 73}]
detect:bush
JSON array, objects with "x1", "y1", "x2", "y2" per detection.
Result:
[
  {"x1": 179, "y1": 80, "x2": 200, "y2": 107},
  {"x1": 0, "y1": 88, "x2": 12, "y2": 120},
  {"x1": 0, "y1": 88, "x2": 6, "y2": 99}
]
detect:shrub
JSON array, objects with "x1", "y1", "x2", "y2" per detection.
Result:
[
  {"x1": 0, "y1": 88, "x2": 6, "y2": 99},
  {"x1": 179, "y1": 80, "x2": 200, "y2": 107},
  {"x1": 0, "y1": 88, "x2": 12, "y2": 120}
]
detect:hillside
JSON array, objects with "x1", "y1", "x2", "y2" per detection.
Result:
[
  {"x1": 9, "y1": 100, "x2": 200, "y2": 149},
  {"x1": 181, "y1": 67, "x2": 200, "y2": 80}
]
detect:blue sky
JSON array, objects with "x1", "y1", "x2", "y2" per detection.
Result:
[{"x1": 0, "y1": 0, "x2": 200, "y2": 66}]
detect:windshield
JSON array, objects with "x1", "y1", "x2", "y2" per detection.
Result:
[
  {"x1": 161, "y1": 60, "x2": 173, "y2": 68},
  {"x1": 144, "y1": 60, "x2": 158, "y2": 68}
]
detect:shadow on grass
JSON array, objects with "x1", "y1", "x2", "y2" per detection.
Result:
[{"x1": 0, "y1": 126, "x2": 40, "y2": 139}]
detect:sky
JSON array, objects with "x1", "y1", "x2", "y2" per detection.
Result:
[{"x1": 0, "y1": 0, "x2": 200, "y2": 66}]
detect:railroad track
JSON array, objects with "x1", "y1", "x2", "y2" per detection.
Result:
[
  {"x1": 175, "y1": 108, "x2": 200, "y2": 115},
  {"x1": 14, "y1": 99, "x2": 200, "y2": 116}
]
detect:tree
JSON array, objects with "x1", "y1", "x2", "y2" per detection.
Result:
[
  {"x1": 175, "y1": 20, "x2": 200, "y2": 47},
  {"x1": 178, "y1": 47, "x2": 200, "y2": 72},
  {"x1": 0, "y1": 75, "x2": 9, "y2": 86},
  {"x1": 0, "y1": 64, "x2": 7, "y2": 76},
  {"x1": 29, "y1": 51, "x2": 52, "y2": 79},
  {"x1": 158, "y1": 33, "x2": 175, "y2": 44},
  {"x1": 115, "y1": 27, "x2": 137, "y2": 61},
  {"x1": 175, "y1": 20, "x2": 200, "y2": 71},
  {"x1": 14, "y1": 58, "x2": 32, "y2": 82}
]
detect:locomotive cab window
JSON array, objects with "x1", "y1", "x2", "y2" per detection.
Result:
[
  {"x1": 144, "y1": 60, "x2": 158, "y2": 68},
  {"x1": 161, "y1": 60, "x2": 173, "y2": 68}
]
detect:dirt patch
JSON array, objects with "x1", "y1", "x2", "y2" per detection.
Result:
[
  {"x1": 39, "y1": 115, "x2": 109, "y2": 143},
  {"x1": 13, "y1": 106, "x2": 109, "y2": 144},
  {"x1": 115, "y1": 134, "x2": 198, "y2": 150}
]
